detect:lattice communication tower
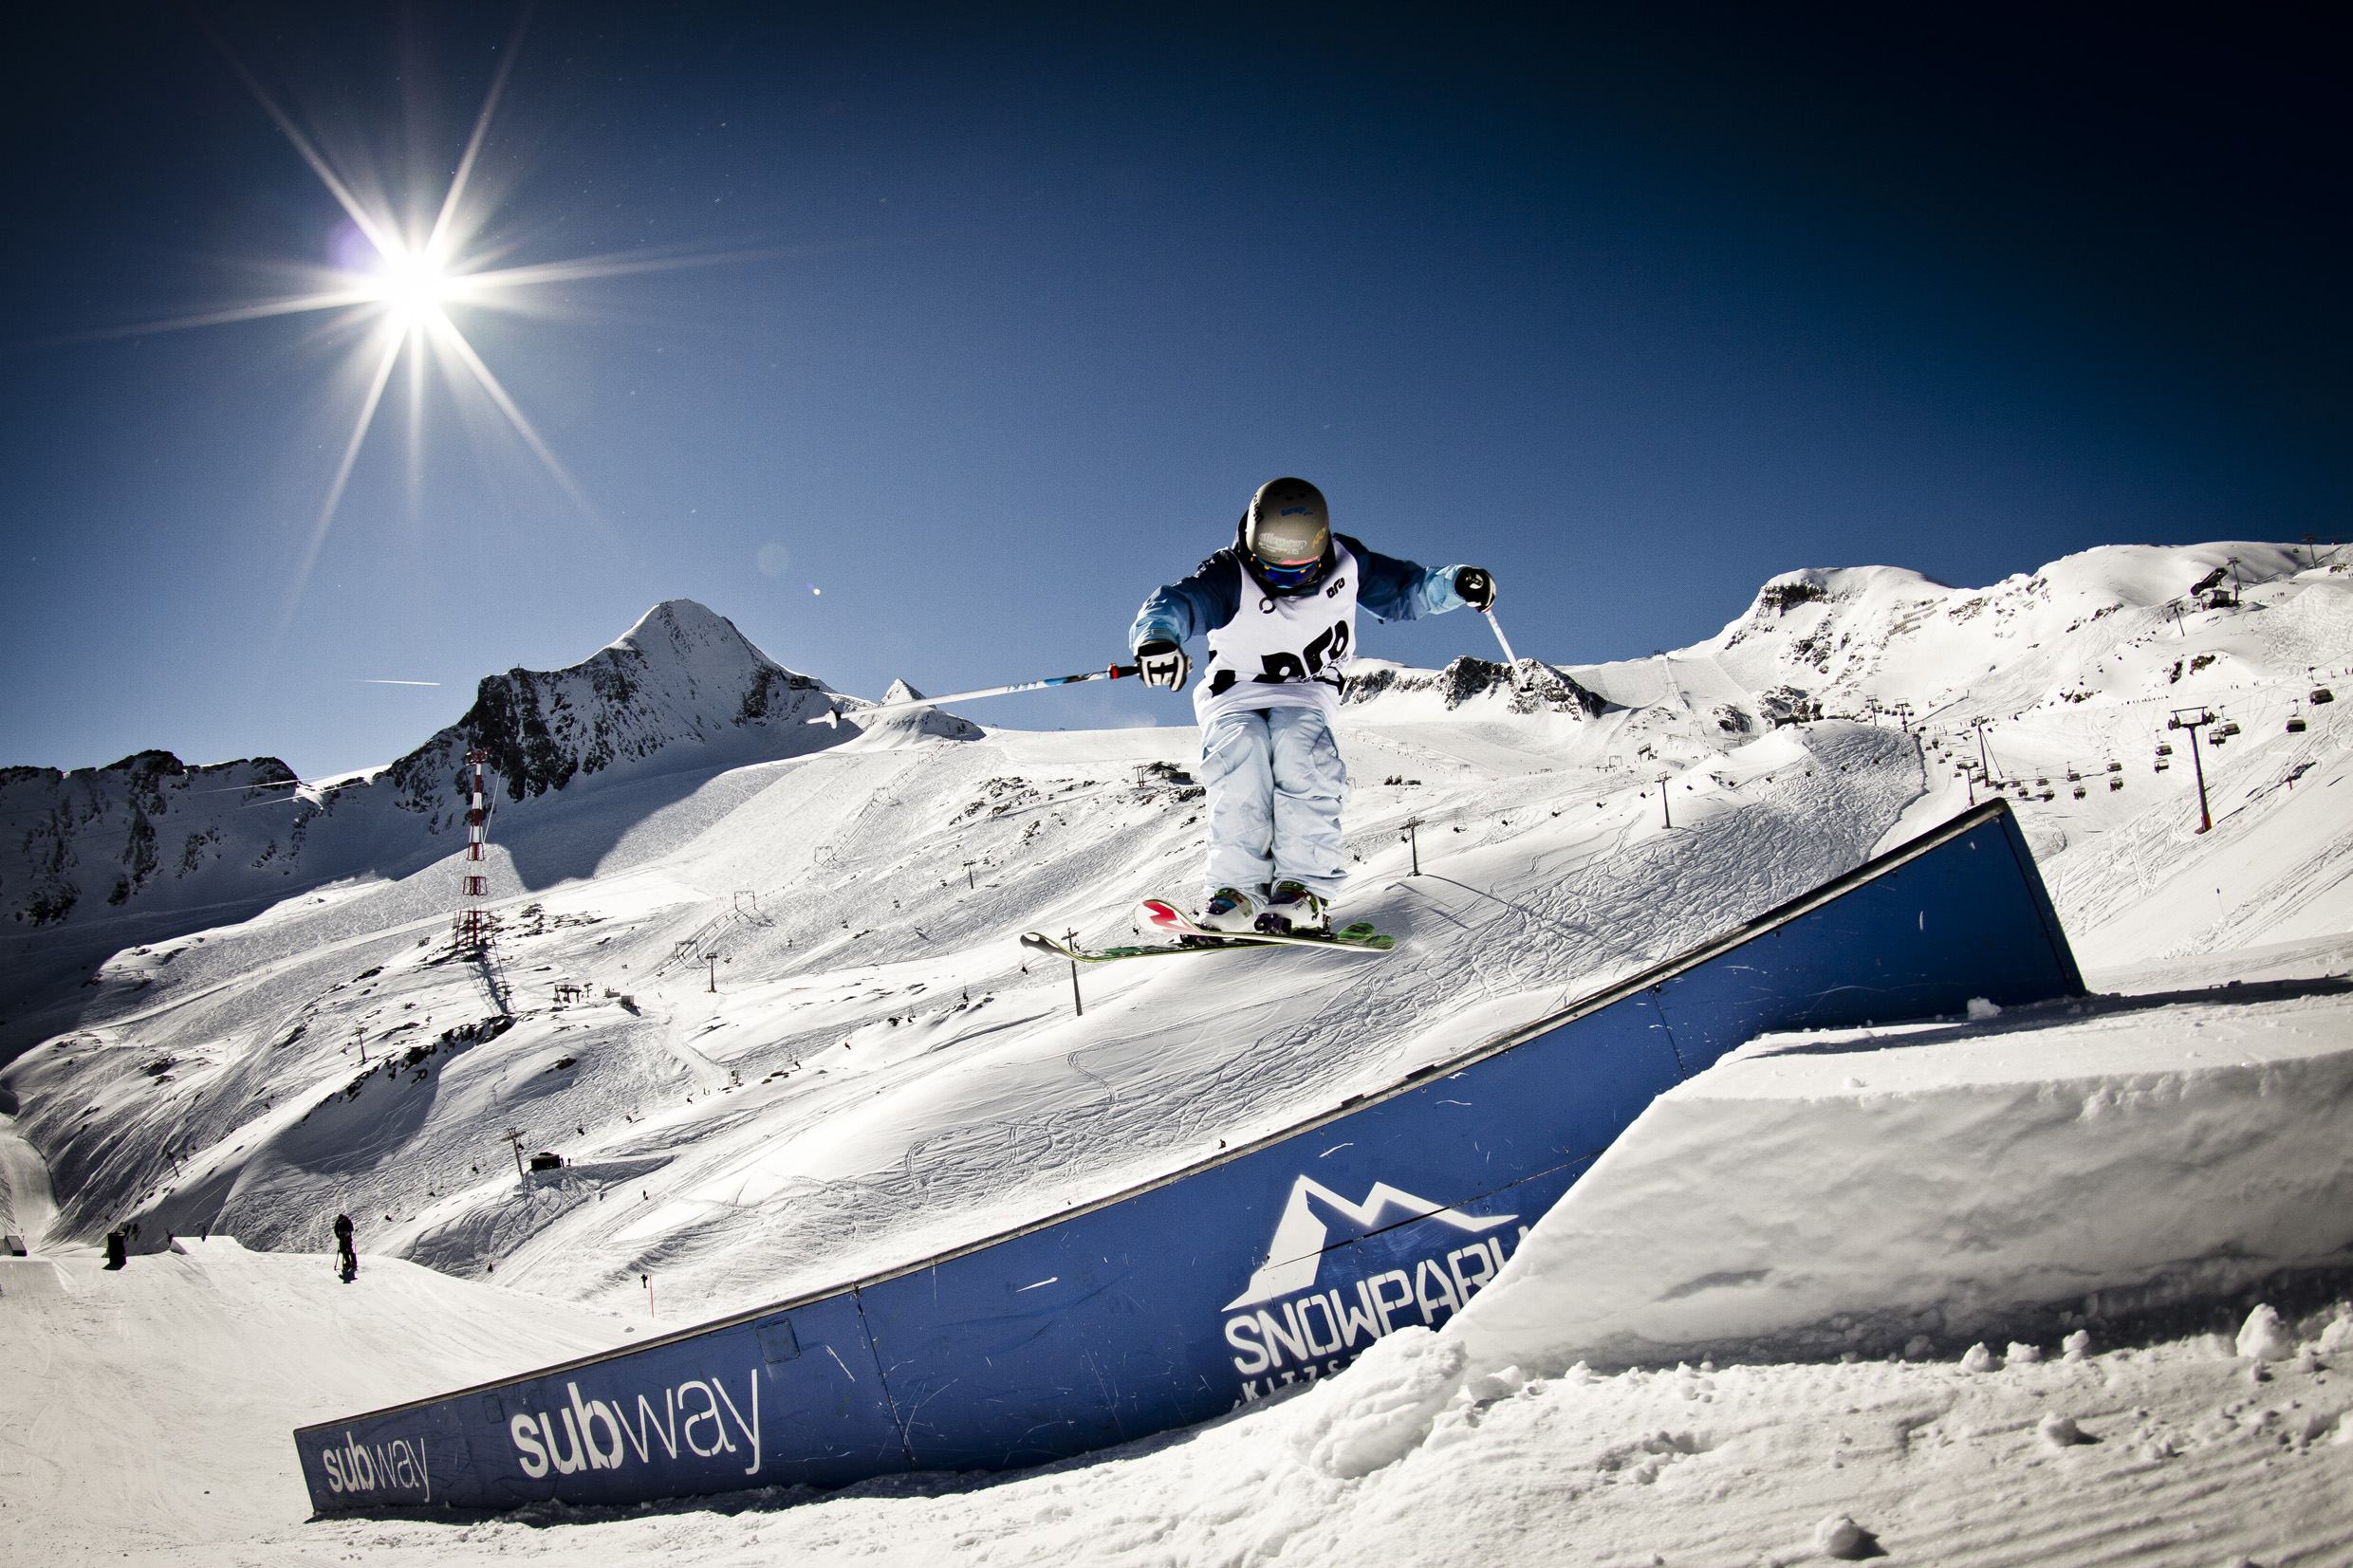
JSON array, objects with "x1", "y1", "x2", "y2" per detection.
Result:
[{"x1": 456, "y1": 747, "x2": 493, "y2": 950}]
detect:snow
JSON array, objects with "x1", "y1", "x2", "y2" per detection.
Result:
[
  {"x1": 2238, "y1": 1303, "x2": 2298, "y2": 1363},
  {"x1": 2, "y1": 538, "x2": 2350, "y2": 1564},
  {"x1": 1448, "y1": 958, "x2": 2353, "y2": 1377}
]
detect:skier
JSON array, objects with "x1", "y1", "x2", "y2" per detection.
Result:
[
  {"x1": 1129, "y1": 476, "x2": 1494, "y2": 933},
  {"x1": 333, "y1": 1211, "x2": 358, "y2": 1282}
]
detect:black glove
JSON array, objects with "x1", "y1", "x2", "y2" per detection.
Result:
[
  {"x1": 1136, "y1": 638, "x2": 1191, "y2": 692},
  {"x1": 1454, "y1": 566, "x2": 1496, "y2": 611}
]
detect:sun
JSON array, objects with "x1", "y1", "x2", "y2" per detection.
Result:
[
  {"x1": 363, "y1": 240, "x2": 469, "y2": 333},
  {"x1": 89, "y1": 28, "x2": 764, "y2": 630}
]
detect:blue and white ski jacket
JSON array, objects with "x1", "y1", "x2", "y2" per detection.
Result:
[{"x1": 1130, "y1": 526, "x2": 1470, "y2": 725}]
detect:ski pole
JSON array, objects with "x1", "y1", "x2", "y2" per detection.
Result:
[
  {"x1": 809, "y1": 662, "x2": 1141, "y2": 726},
  {"x1": 1480, "y1": 608, "x2": 1528, "y2": 692}
]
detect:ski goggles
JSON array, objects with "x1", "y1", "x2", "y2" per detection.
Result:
[{"x1": 1252, "y1": 552, "x2": 1325, "y2": 591}]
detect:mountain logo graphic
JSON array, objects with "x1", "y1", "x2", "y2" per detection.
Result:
[{"x1": 1224, "y1": 1176, "x2": 1516, "y2": 1310}]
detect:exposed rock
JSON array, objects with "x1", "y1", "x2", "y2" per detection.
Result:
[{"x1": 1344, "y1": 656, "x2": 1606, "y2": 718}]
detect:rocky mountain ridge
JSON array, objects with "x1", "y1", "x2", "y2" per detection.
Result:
[
  {"x1": 2, "y1": 600, "x2": 845, "y2": 934},
  {"x1": 9, "y1": 545, "x2": 2344, "y2": 945}
]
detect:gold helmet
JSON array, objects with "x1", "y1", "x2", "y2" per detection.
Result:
[{"x1": 1242, "y1": 477, "x2": 1331, "y2": 592}]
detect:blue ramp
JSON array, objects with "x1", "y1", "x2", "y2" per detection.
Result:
[{"x1": 295, "y1": 801, "x2": 2080, "y2": 1512}]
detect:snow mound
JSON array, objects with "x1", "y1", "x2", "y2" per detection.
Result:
[
  {"x1": 1290, "y1": 1327, "x2": 1466, "y2": 1479},
  {"x1": 1451, "y1": 982, "x2": 2353, "y2": 1373}
]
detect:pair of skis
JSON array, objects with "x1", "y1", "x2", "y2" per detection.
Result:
[{"x1": 1020, "y1": 898, "x2": 1394, "y2": 965}]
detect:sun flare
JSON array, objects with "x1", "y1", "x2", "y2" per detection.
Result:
[{"x1": 96, "y1": 28, "x2": 762, "y2": 632}]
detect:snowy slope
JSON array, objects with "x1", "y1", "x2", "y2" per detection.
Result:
[
  {"x1": 6, "y1": 544, "x2": 2348, "y2": 1318},
  {"x1": 0, "y1": 714, "x2": 1923, "y2": 1318},
  {"x1": 0, "y1": 539, "x2": 2348, "y2": 1564}
]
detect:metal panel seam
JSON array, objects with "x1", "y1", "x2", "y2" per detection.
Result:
[
  {"x1": 848, "y1": 1283, "x2": 918, "y2": 1473},
  {"x1": 1647, "y1": 988, "x2": 1690, "y2": 1079}
]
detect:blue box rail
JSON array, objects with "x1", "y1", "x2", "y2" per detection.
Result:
[{"x1": 296, "y1": 801, "x2": 2081, "y2": 1512}]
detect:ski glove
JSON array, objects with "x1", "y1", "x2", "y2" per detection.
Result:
[
  {"x1": 1136, "y1": 638, "x2": 1192, "y2": 692},
  {"x1": 1454, "y1": 566, "x2": 1497, "y2": 611}
]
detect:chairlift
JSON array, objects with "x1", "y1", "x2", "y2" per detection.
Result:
[
  {"x1": 2105, "y1": 761, "x2": 2122, "y2": 772},
  {"x1": 2288, "y1": 716, "x2": 2308, "y2": 733},
  {"x1": 2071, "y1": 785, "x2": 2086, "y2": 799},
  {"x1": 2156, "y1": 742, "x2": 2174, "y2": 756},
  {"x1": 2108, "y1": 777, "x2": 2123, "y2": 791},
  {"x1": 2215, "y1": 721, "x2": 2240, "y2": 738},
  {"x1": 2313, "y1": 688, "x2": 2335, "y2": 705}
]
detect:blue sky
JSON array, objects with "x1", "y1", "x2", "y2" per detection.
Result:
[{"x1": 3, "y1": 4, "x2": 2343, "y2": 777}]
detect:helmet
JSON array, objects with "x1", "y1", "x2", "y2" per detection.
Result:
[{"x1": 1242, "y1": 477, "x2": 1331, "y2": 593}]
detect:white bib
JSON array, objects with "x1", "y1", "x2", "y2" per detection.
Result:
[{"x1": 1195, "y1": 541, "x2": 1361, "y2": 724}]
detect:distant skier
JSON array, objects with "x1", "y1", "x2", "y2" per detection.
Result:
[
  {"x1": 1130, "y1": 477, "x2": 1494, "y2": 933},
  {"x1": 333, "y1": 1212, "x2": 358, "y2": 1282}
]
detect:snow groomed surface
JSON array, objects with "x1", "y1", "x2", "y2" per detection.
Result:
[{"x1": 294, "y1": 800, "x2": 2082, "y2": 1515}]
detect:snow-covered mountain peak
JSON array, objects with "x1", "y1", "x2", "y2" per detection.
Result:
[
  {"x1": 604, "y1": 598, "x2": 769, "y2": 671},
  {"x1": 395, "y1": 601, "x2": 843, "y2": 809},
  {"x1": 1701, "y1": 542, "x2": 2344, "y2": 719},
  {"x1": 858, "y1": 679, "x2": 984, "y2": 742},
  {"x1": 0, "y1": 602, "x2": 848, "y2": 945},
  {"x1": 1743, "y1": 565, "x2": 1946, "y2": 623}
]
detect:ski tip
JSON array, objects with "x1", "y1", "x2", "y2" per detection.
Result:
[{"x1": 1139, "y1": 897, "x2": 1187, "y2": 930}]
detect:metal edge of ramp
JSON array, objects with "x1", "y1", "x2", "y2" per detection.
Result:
[{"x1": 294, "y1": 800, "x2": 2081, "y2": 1513}]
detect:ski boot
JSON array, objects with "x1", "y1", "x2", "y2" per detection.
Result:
[
  {"x1": 1257, "y1": 880, "x2": 1330, "y2": 935},
  {"x1": 1195, "y1": 887, "x2": 1261, "y2": 937}
]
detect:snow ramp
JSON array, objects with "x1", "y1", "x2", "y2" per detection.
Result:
[{"x1": 295, "y1": 800, "x2": 2081, "y2": 1515}]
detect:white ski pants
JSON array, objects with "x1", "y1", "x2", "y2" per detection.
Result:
[{"x1": 1198, "y1": 705, "x2": 1349, "y2": 901}]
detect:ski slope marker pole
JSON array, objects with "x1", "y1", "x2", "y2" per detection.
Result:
[
  {"x1": 1480, "y1": 609, "x2": 1528, "y2": 692},
  {"x1": 810, "y1": 662, "x2": 1142, "y2": 726}
]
